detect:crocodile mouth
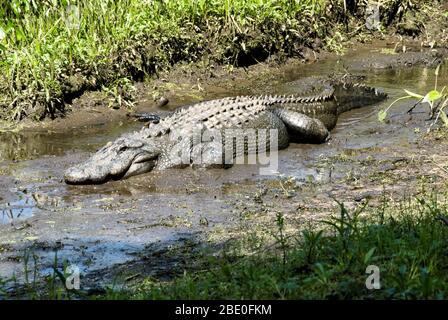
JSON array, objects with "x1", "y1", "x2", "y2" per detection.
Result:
[
  {"x1": 122, "y1": 153, "x2": 158, "y2": 179},
  {"x1": 64, "y1": 152, "x2": 158, "y2": 185}
]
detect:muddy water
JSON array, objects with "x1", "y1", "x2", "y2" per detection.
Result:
[{"x1": 0, "y1": 46, "x2": 447, "y2": 289}]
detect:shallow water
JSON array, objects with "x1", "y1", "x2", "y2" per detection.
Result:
[{"x1": 0, "y1": 45, "x2": 447, "y2": 285}]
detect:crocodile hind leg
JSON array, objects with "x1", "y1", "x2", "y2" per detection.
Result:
[{"x1": 275, "y1": 109, "x2": 330, "y2": 143}]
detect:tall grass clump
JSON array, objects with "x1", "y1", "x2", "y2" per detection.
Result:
[
  {"x1": 0, "y1": 0, "x2": 427, "y2": 122},
  {"x1": 0, "y1": 0, "x2": 330, "y2": 121}
]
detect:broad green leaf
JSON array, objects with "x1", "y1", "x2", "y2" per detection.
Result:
[
  {"x1": 403, "y1": 89, "x2": 424, "y2": 99},
  {"x1": 378, "y1": 109, "x2": 387, "y2": 122},
  {"x1": 15, "y1": 26, "x2": 25, "y2": 42},
  {"x1": 423, "y1": 90, "x2": 443, "y2": 103},
  {"x1": 439, "y1": 111, "x2": 448, "y2": 128},
  {"x1": 364, "y1": 247, "x2": 376, "y2": 264},
  {"x1": 314, "y1": 263, "x2": 325, "y2": 274}
]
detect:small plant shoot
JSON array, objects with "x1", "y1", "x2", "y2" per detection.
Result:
[{"x1": 378, "y1": 64, "x2": 448, "y2": 131}]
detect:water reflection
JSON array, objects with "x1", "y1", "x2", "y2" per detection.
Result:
[{"x1": 0, "y1": 196, "x2": 36, "y2": 224}]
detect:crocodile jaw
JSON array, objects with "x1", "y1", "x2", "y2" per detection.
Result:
[
  {"x1": 122, "y1": 153, "x2": 158, "y2": 179},
  {"x1": 64, "y1": 138, "x2": 159, "y2": 184}
]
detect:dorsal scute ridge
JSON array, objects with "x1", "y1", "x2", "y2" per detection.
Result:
[{"x1": 134, "y1": 78, "x2": 382, "y2": 140}]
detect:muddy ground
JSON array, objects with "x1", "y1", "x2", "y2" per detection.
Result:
[{"x1": 1, "y1": 39, "x2": 448, "y2": 294}]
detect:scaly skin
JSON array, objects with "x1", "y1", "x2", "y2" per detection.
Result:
[{"x1": 64, "y1": 74, "x2": 387, "y2": 184}]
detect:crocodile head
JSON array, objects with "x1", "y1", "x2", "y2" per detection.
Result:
[{"x1": 64, "y1": 137, "x2": 160, "y2": 184}]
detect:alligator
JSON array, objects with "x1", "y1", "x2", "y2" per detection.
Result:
[{"x1": 64, "y1": 74, "x2": 387, "y2": 184}]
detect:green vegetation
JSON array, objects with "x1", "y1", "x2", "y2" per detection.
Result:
[
  {"x1": 0, "y1": 0, "x2": 330, "y2": 121},
  {"x1": 379, "y1": 64, "x2": 448, "y2": 131},
  {"x1": 122, "y1": 191, "x2": 448, "y2": 300},
  {"x1": 0, "y1": 0, "x2": 430, "y2": 122}
]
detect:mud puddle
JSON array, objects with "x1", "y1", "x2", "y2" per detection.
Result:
[{"x1": 1, "y1": 43, "x2": 447, "y2": 292}]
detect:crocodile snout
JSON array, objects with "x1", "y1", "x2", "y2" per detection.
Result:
[
  {"x1": 64, "y1": 166, "x2": 87, "y2": 184},
  {"x1": 64, "y1": 162, "x2": 112, "y2": 184},
  {"x1": 64, "y1": 149, "x2": 159, "y2": 184},
  {"x1": 64, "y1": 165, "x2": 104, "y2": 184}
]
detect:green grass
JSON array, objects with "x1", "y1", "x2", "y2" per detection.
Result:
[
  {"x1": 114, "y1": 190, "x2": 448, "y2": 300},
  {"x1": 0, "y1": 0, "x2": 331, "y2": 121},
  {"x1": 0, "y1": 0, "x2": 430, "y2": 122}
]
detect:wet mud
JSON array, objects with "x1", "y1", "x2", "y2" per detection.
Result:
[{"x1": 1, "y1": 41, "x2": 448, "y2": 292}]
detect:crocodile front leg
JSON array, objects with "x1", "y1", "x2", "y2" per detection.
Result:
[
  {"x1": 275, "y1": 109, "x2": 330, "y2": 143},
  {"x1": 192, "y1": 140, "x2": 234, "y2": 169},
  {"x1": 129, "y1": 113, "x2": 161, "y2": 123}
]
